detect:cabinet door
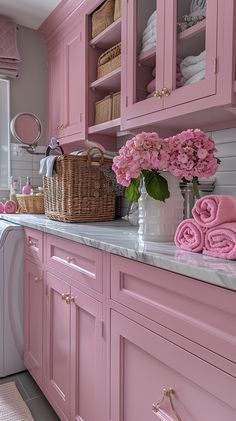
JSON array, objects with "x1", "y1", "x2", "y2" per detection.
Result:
[
  {"x1": 46, "y1": 272, "x2": 71, "y2": 420},
  {"x1": 110, "y1": 310, "x2": 236, "y2": 421},
  {"x1": 163, "y1": 0, "x2": 217, "y2": 109},
  {"x1": 48, "y1": 43, "x2": 64, "y2": 139},
  {"x1": 123, "y1": 0, "x2": 165, "y2": 122},
  {"x1": 71, "y1": 287, "x2": 105, "y2": 421},
  {"x1": 63, "y1": 22, "x2": 85, "y2": 139},
  {"x1": 24, "y1": 259, "x2": 44, "y2": 386}
]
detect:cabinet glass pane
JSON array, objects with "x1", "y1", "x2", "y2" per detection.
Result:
[
  {"x1": 135, "y1": 0, "x2": 157, "y2": 103},
  {"x1": 176, "y1": 0, "x2": 206, "y2": 90}
]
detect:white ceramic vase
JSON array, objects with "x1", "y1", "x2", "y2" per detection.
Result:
[{"x1": 138, "y1": 172, "x2": 184, "y2": 242}]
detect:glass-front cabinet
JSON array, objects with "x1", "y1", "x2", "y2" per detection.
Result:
[{"x1": 122, "y1": 0, "x2": 219, "y2": 129}]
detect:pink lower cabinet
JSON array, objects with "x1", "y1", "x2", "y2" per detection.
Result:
[
  {"x1": 24, "y1": 259, "x2": 44, "y2": 387},
  {"x1": 110, "y1": 310, "x2": 236, "y2": 421},
  {"x1": 46, "y1": 271, "x2": 71, "y2": 420},
  {"x1": 70, "y1": 287, "x2": 105, "y2": 421}
]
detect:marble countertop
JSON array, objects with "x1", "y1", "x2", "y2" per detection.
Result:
[{"x1": 1, "y1": 213, "x2": 236, "y2": 292}]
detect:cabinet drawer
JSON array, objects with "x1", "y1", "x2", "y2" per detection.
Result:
[
  {"x1": 46, "y1": 235, "x2": 103, "y2": 293},
  {"x1": 111, "y1": 255, "x2": 236, "y2": 370},
  {"x1": 25, "y1": 228, "x2": 43, "y2": 263},
  {"x1": 111, "y1": 311, "x2": 236, "y2": 421}
]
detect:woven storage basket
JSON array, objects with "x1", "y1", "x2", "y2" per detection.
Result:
[
  {"x1": 43, "y1": 148, "x2": 116, "y2": 223},
  {"x1": 16, "y1": 194, "x2": 45, "y2": 214},
  {"x1": 95, "y1": 94, "x2": 112, "y2": 124},
  {"x1": 112, "y1": 91, "x2": 121, "y2": 119},
  {"x1": 97, "y1": 42, "x2": 121, "y2": 79},
  {"x1": 114, "y1": 0, "x2": 121, "y2": 20},
  {"x1": 92, "y1": 0, "x2": 115, "y2": 39}
]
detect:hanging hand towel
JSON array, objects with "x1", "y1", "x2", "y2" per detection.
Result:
[
  {"x1": 203, "y1": 222, "x2": 236, "y2": 260},
  {"x1": 39, "y1": 156, "x2": 57, "y2": 177},
  {"x1": 192, "y1": 195, "x2": 236, "y2": 228},
  {"x1": 174, "y1": 218, "x2": 206, "y2": 252}
]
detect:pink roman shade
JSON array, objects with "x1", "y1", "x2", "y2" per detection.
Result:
[{"x1": 0, "y1": 16, "x2": 21, "y2": 78}]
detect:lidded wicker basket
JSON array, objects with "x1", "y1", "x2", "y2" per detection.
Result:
[
  {"x1": 92, "y1": 0, "x2": 115, "y2": 38},
  {"x1": 97, "y1": 42, "x2": 121, "y2": 79},
  {"x1": 43, "y1": 148, "x2": 116, "y2": 223}
]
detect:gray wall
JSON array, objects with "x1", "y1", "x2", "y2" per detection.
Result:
[{"x1": 10, "y1": 25, "x2": 48, "y2": 145}]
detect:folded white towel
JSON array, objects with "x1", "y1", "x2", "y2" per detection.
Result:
[
  {"x1": 142, "y1": 37, "x2": 156, "y2": 50},
  {"x1": 143, "y1": 21, "x2": 156, "y2": 39},
  {"x1": 181, "y1": 59, "x2": 206, "y2": 82},
  {"x1": 147, "y1": 10, "x2": 157, "y2": 26},
  {"x1": 183, "y1": 68, "x2": 205, "y2": 86},
  {"x1": 142, "y1": 28, "x2": 156, "y2": 44},
  {"x1": 39, "y1": 156, "x2": 57, "y2": 177},
  {"x1": 180, "y1": 50, "x2": 206, "y2": 68},
  {"x1": 140, "y1": 41, "x2": 156, "y2": 54}
]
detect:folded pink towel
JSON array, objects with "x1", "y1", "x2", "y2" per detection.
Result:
[
  {"x1": 146, "y1": 78, "x2": 155, "y2": 93},
  {"x1": 203, "y1": 223, "x2": 236, "y2": 260},
  {"x1": 174, "y1": 218, "x2": 206, "y2": 252},
  {"x1": 192, "y1": 195, "x2": 236, "y2": 228}
]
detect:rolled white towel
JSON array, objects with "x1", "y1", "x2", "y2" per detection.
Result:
[
  {"x1": 181, "y1": 59, "x2": 206, "y2": 82},
  {"x1": 143, "y1": 21, "x2": 156, "y2": 38},
  {"x1": 182, "y1": 68, "x2": 205, "y2": 86},
  {"x1": 142, "y1": 36, "x2": 156, "y2": 49},
  {"x1": 180, "y1": 50, "x2": 206, "y2": 69},
  {"x1": 147, "y1": 9, "x2": 157, "y2": 26},
  {"x1": 140, "y1": 40, "x2": 156, "y2": 53},
  {"x1": 142, "y1": 27, "x2": 156, "y2": 44}
]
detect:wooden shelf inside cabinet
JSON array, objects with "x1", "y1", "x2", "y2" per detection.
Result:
[
  {"x1": 138, "y1": 47, "x2": 156, "y2": 67},
  {"x1": 90, "y1": 18, "x2": 121, "y2": 49},
  {"x1": 177, "y1": 19, "x2": 206, "y2": 58},
  {"x1": 88, "y1": 118, "x2": 121, "y2": 135},
  {"x1": 90, "y1": 68, "x2": 121, "y2": 91}
]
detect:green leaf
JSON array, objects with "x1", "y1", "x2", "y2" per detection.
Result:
[
  {"x1": 125, "y1": 179, "x2": 141, "y2": 201},
  {"x1": 192, "y1": 176, "x2": 201, "y2": 199},
  {"x1": 143, "y1": 171, "x2": 170, "y2": 202}
]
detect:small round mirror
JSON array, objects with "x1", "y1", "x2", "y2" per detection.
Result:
[{"x1": 10, "y1": 112, "x2": 42, "y2": 146}]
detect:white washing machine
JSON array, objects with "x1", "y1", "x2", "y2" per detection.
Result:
[{"x1": 0, "y1": 220, "x2": 25, "y2": 377}]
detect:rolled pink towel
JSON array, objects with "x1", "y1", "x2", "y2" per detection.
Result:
[
  {"x1": 192, "y1": 195, "x2": 236, "y2": 228},
  {"x1": 0, "y1": 202, "x2": 5, "y2": 213},
  {"x1": 203, "y1": 223, "x2": 236, "y2": 260},
  {"x1": 174, "y1": 218, "x2": 206, "y2": 252},
  {"x1": 4, "y1": 200, "x2": 17, "y2": 214}
]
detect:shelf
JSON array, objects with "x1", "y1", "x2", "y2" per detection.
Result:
[
  {"x1": 178, "y1": 19, "x2": 206, "y2": 42},
  {"x1": 88, "y1": 118, "x2": 121, "y2": 135},
  {"x1": 177, "y1": 20, "x2": 206, "y2": 58},
  {"x1": 90, "y1": 67, "x2": 121, "y2": 91},
  {"x1": 138, "y1": 47, "x2": 156, "y2": 67},
  {"x1": 89, "y1": 18, "x2": 121, "y2": 49}
]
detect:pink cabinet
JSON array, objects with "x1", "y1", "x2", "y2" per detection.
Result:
[
  {"x1": 24, "y1": 259, "x2": 44, "y2": 387},
  {"x1": 110, "y1": 310, "x2": 236, "y2": 421},
  {"x1": 48, "y1": 20, "x2": 85, "y2": 143},
  {"x1": 121, "y1": 0, "x2": 235, "y2": 131},
  {"x1": 45, "y1": 271, "x2": 71, "y2": 420}
]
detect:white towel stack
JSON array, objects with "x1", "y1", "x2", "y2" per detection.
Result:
[
  {"x1": 140, "y1": 10, "x2": 157, "y2": 54},
  {"x1": 180, "y1": 50, "x2": 206, "y2": 86}
]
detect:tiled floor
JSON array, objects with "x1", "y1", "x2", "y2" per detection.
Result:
[{"x1": 0, "y1": 370, "x2": 59, "y2": 420}]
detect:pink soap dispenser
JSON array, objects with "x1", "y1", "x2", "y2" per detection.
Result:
[{"x1": 22, "y1": 176, "x2": 32, "y2": 195}]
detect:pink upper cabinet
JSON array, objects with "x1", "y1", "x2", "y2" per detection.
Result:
[
  {"x1": 48, "y1": 18, "x2": 85, "y2": 144},
  {"x1": 121, "y1": 0, "x2": 236, "y2": 131}
]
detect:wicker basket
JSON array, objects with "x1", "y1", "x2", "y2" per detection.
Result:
[
  {"x1": 95, "y1": 94, "x2": 112, "y2": 124},
  {"x1": 16, "y1": 194, "x2": 45, "y2": 214},
  {"x1": 114, "y1": 0, "x2": 121, "y2": 20},
  {"x1": 92, "y1": 0, "x2": 115, "y2": 39},
  {"x1": 43, "y1": 148, "x2": 116, "y2": 223},
  {"x1": 97, "y1": 42, "x2": 121, "y2": 79},
  {"x1": 112, "y1": 91, "x2": 120, "y2": 119}
]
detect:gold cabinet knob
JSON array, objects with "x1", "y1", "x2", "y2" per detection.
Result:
[
  {"x1": 161, "y1": 87, "x2": 172, "y2": 96},
  {"x1": 65, "y1": 295, "x2": 75, "y2": 304},
  {"x1": 154, "y1": 90, "x2": 163, "y2": 99},
  {"x1": 57, "y1": 124, "x2": 65, "y2": 130},
  {"x1": 66, "y1": 256, "x2": 75, "y2": 264},
  {"x1": 28, "y1": 239, "x2": 36, "y2": 247},
  {"x1": 34, "y1": 276, "x2": 43, "y2": 283},
  {"x1": 61, "y1": 292, "x2": 70, "y2": 300}
]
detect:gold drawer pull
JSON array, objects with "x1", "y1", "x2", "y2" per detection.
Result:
[
  {"x1": 66, "y1": 256, "x2": 75, "y2": 264},
  {"x1": 154, "y1": 90, "x2": 163, "y2": 99},
  {"x1": 34, "y1": 276, "x2": 43, "y2": 283},
  {"x1": 152, "y1": 388, "x2": 183, "y2": 421},
  {"x1": 61, "y1": 292, "x2": 70, "y2": 300}
]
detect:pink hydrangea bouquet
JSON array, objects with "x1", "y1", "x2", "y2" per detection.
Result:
[{"x1": 112, "y1": 129, "x2": 219, "y2": 202}]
